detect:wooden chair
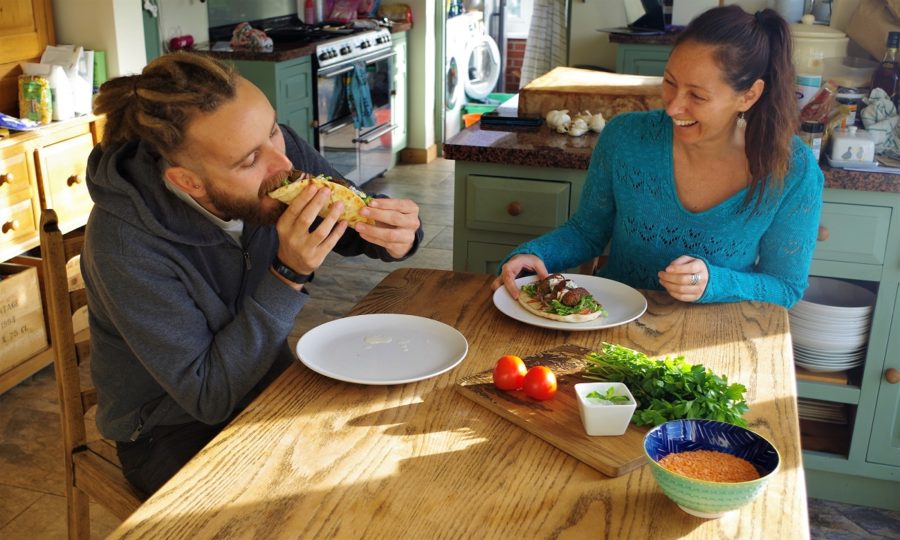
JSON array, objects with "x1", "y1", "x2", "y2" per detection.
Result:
[{"x1": 40, "y1": 209, "x2": 144, "y2": 539}]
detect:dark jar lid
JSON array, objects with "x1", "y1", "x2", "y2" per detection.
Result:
[{"x1": 800, "y1": 121, "x2": 825, "y2": 134}]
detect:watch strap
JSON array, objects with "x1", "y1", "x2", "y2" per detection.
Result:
[{"x1": 271, "y1": 256, "x2": 314, "y2": 285}]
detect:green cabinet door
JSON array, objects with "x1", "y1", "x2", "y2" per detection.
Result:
[
  {"x1": 867, "y1": 283, "x2": 900, "y2": 467},
  {"x1": 616, "y1": 44, "x2": 672, "y2": 76},
  {"x1": 391, "y1": 32, "x2": 408, "y2": 160},
  {"x1": 231, "y1": 56, "x2": 315, "y2": 145}
]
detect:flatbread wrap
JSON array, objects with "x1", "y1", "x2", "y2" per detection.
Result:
[
  {"x1": 268, "y1": 169, "x2": 375, "y2": 228},
  {"x1": 517, "y1": 274, "x2": 607, "y2": 323}
]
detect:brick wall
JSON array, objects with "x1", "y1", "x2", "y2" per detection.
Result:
[{"x1": 505, "y1": 38, "x2": 526, "y2": 91}]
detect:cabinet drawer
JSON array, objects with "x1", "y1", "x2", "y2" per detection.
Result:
[
  {"x1": 0, "y1": 151, "x2": 32, "y2": 204},
  {"x1": 37, "y1": 132, "x2": 94, "y2": 230},
  {"x1": 0, "y1": 199, "x2": 39, "y2": 251},
  {"x1": 466, "y1": 175, "x2": 570, "y2": 235},
  {"x1": 815, "y1": 203, "x2": 891, "y2": 266}
]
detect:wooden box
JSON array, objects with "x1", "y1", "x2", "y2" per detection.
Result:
[
  {"x1": 518, "y1": 67, "x2": 666, "y2": 120},
  {"x1": 0, "y1": 263, "x2": 49, "y2": 374}
]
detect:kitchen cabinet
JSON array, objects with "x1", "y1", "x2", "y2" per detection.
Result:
[
  {"x1": 615, "y1": 44, "x2": 672, "y2": 76},
  {"x1": 230, "y1": 56, "x2": 316, "y2": 145},
  {"x1": 452, "y1": 155, "x2": 900, "y2": 510},
  {"x1": 390, "y1": 31, "x2": 408, "y2": 165},
  {"x1": 0, "y1": 114, "x2": 101, "y2": 394},
  {"x1": 452, "y1": 161, "x2": 588, "y2": 274},
  {"x1": 0, "y1": 0, "x2": 55, "y2": 116}
]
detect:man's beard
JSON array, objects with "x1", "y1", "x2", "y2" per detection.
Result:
[{"x1": 204, "y1": 171, "x2": 290, "y2": 225}]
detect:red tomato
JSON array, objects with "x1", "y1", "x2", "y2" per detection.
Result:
[
  {"x1": 492, "y1": 355, "x2": 527, "y2": 391},
  {"x1": 523, "y1": 366, "x2": 557, "y2": 400}
]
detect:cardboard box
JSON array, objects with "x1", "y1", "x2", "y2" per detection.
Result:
[
  {"x1": 518, "y1": 67, "x2": 665, "y2": 120},
  {"x1": 0, "y1": 263, "x2": 49, "y2": 374},
  {"x1": 845, "y1": 0, "x2": 900, "y2": 61}
]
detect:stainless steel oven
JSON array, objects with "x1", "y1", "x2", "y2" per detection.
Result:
[{"x1": 315, "y1": 29, "x2": 396, "y2": 186}]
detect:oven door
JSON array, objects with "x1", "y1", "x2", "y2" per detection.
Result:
[
  {"x1": 354, "y1": 110, "x2": 396, "y2": 185},
  {"x1": 318, "y1": 119, "x2": 359, "y2": 182}
]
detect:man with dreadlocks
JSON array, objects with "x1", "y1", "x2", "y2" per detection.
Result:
[{"x1": 81, "y1": 52, "x2": 423, "y2": 494}]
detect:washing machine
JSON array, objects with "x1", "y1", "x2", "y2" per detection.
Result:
[{"x1": 444, "y1": 12, "x2": 501, "y2": 140}]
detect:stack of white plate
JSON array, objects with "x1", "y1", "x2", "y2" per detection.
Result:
[
  {"x1": 789, "y1": 277, "x2": 875, "y2": 373},
  {"x1": 797, "y1": 398, "x2": 848, "y2": 424}
]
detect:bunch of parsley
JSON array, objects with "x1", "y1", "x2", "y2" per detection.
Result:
[{"x1": 583, "y1": 342, "x2": 749, "y2": 427}]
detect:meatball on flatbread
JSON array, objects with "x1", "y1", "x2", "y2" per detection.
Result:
[{"x1": 517, "y1": 274, "x2": 607, "y2": 323}]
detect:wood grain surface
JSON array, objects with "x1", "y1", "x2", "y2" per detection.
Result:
[
  {"x1": 456, "y1": 344, "x2": 649, "y2": 478},
  {"x1": 110, "y1": 268, "x2": 808, "y2": 540}
]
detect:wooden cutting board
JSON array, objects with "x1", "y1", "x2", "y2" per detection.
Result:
[
  {"x1": 455, "y1": 344, "x2": 648, "y2": 478},
  {"x1": 518, "y1": 67, "x2": 665, "y2": 120}
]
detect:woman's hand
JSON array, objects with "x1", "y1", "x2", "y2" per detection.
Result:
[
  {"x1": 658, "y1": 255, "x2": 708, "y2": 302},
  {"x1": 354, "y1": 198, "x2": 421, "y2": 259},
  {"x1": 491, "y1": 254, "x2": 549, "y2": 299}
]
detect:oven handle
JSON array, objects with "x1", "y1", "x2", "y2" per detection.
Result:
[
  {"x1": 319, "y1": 64, "x2": 355, "y2": 78},
  {"x1": 363, "y1": 50, "x2": 396, "y2": 66},
  {"x1": 353, "y1": 123, "x2": 397, "y2": 144},
  {"x1": 318, "y1": 49, "x2": 397, "y2": 78},
  {"x1": 319, "y1": 120, "x2": 354, "y2": 135}
]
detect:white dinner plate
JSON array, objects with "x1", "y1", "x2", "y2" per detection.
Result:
[
  {"x1": 295, "y1": 314, "x2": 468, "y2": 385},
  {"x1": 492, "y1": 273, "x2": 648, "y2": 331}
]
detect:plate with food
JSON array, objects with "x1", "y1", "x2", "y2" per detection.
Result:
[
  {"x1": 492, "y1": 273, "x2": 647, "y2": 331},
  {"x1": 295, "y1": 314, "x2": 469, "y2": 384}
]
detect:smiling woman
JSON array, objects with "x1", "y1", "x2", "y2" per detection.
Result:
[{"x1": 494, "y1": 5, "x2": 824, "y2": 310}]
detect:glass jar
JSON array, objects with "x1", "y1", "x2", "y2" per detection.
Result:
[{"x1": 800, "y1": 121, "x2": 825, "y2": 161}]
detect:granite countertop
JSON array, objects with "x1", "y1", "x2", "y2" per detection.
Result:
[
  {"x1": 605, "y1": 32, "x2": 679, "y2": 46},
  {"x1": 443, "y1": 123, "x2": 900, "y2": 194},
  {"x1": 197, "y1": 21, "x2": 412, "y2": 63}
]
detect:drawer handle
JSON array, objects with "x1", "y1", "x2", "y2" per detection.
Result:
[
  {"x1": 67, "y1": 174, "x2": 83, "y2": 186},
  {"x1": 0, "y1": 172, "x2": 12, "y2": 186},
  {"x1": 507, "y1": 201, "x2": 522, "y2": 217},
  {"x1": 886, "y1": 368, "x2": 900, "y2": 385},
  {"x1": 817, "y1": 225, "x2": 829, "y2": 242},
  {"x1": 2, "y1": 219, "x2": 20, "y2": 234}
]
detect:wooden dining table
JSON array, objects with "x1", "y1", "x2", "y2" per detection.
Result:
[{"x1": 110, "y1": 268, "x2": 808, "y2": 539}]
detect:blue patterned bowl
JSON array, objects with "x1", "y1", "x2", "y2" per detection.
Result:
[{"x1": 643, "y1": 419, "x2": 781, "y2": 519}]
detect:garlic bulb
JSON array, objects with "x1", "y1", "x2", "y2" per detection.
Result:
[
  {"x1": 588, "y1": 112, "x2": 606, "y2": 133},
  {"x1": 567, "y1": 118, "x2": 589, "y2": 137},
  {"x1": 546, "y1": 109, "x2": 571, "y2": 132},
  {"x1": 573, "y1": 110, "x2": 593, "y2": 125}
]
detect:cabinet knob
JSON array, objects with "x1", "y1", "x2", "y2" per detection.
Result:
[
  {"x1": 817, "y1": 225, "x2": 829, "y2": 242},
  {"x1": 0, "y1": 172, "x2": 12, "y2": 186},
  {"x1": 886, "y1": 368, "x2": 900, "y2": 385},
  {"x1": 507, "y1": 201, "x2": 522, "y2": 217},
  {"x1": 2, "y1": 219, "x2": 20, "y2": 234},
  {"x1": 67, "y1": 174, "x2": 82, "y2": 187}
]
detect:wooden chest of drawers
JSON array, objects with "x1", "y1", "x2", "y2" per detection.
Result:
[{"x1": 0, "y1": 114, "x2": 102, "y2": 393}]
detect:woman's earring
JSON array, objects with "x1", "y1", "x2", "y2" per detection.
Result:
[{"x1": 737, "y1": 112, "x2": 747, "y2": 129}]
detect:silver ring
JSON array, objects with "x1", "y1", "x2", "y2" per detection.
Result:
[{"x1": 689, "y1": 273, "x2": 700, "y2": 286}]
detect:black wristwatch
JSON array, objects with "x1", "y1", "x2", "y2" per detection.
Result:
[{"x1": 271, "y1": 256, "x2": 314, "y2": 285}]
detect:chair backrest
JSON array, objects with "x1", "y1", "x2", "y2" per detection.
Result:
[
  {"x1": 41, "y1": 209, "x2": 144, "y2": 538},
  {"x1": 41, "y1": 209, "x2": 92, "y2": 451}
]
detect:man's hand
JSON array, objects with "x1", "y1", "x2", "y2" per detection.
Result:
[
  {"x1": 354, "y1": 198, "x2": 421, "y2": 259},
  {"x1": 274, "y1": 185, "x2": 348, "y2": 278},
  {"x1": 491, "y1": 254, "x2": 549, "y2": 299}
]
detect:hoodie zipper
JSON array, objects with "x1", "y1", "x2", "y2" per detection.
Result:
[{"x1": 237, "y1": 227, "x2": 260, "y2": 300}]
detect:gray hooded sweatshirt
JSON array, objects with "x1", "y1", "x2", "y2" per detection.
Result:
[{"x1": 83, "y1": 125, "x2": 421, "y2": 441}]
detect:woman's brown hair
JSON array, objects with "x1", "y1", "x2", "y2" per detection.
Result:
[
  {"x1": 675, "y1": 6, "x2": 797, "y2": 207},
  {"x1": 93, "y1": 52, "x2": 237, "y2": 156}
]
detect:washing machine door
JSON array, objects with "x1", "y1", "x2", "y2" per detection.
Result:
[
  {"x1": 446, "y1": 55, "x2": 460, "y2": 110},
  {"x1": 464, "y1": 35, "x2": 500, "y2": 101}
]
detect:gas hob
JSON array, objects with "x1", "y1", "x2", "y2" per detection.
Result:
[{"x1": 315, "y1": 28, "x2": 392, "y2": 67}]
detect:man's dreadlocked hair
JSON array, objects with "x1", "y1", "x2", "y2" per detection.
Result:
[{"x1": 93, "y1": 52, "x2": 237, "y2": 156}]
